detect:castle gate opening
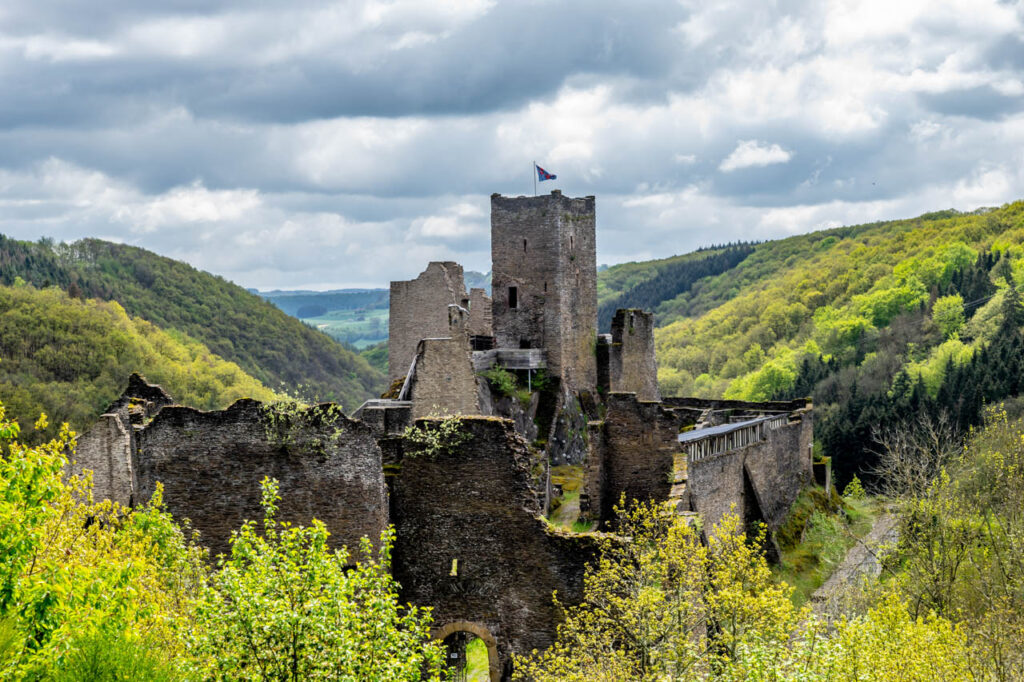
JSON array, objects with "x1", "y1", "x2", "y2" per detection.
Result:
[{"x1": 434, "y1": 621, "x2": 501, "y2": 682}]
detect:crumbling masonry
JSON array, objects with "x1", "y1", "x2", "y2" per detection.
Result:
[{"x1": 73, "y1": 190, "x2": 812, "y2": 681}]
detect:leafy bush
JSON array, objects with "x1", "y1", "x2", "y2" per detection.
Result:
[
  {"x1": 480, "y1": 367, "x2": 517, "y2": 397},
  {"x1": 190, "y1": 477, "x2": 443, "y2": 681}
]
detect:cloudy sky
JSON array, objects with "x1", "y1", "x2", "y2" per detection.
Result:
[{"x1": 1, "y1": 0, "x2": 1023, "y2": 289}]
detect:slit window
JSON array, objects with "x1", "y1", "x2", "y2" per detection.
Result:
[
  {"x1": 523, "y1": 239, "x2": 528, "y2": 252},
  {"x1": 508, "y1": 286, "x2": 518, "y2": 309}
]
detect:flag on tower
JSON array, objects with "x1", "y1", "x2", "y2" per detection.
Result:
[{"x1": 535, "y1": 164, "x2": 557, "y2": 182}]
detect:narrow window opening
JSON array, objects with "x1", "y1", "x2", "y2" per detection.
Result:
[
  {"x1": 461, "y1": 298, "x2": 469, "y2": 308},
  {"x1": 520, "y1": 339, "x2": 531, "y2": 349},
  {"x1": 570, "y1": 235, "x2": 574, "y2": 250},
  {"x1": 543, "y1": 282, "x2": 547, "y2": 293},
  {"x1": 508, "y1": 286, "x2": 518, "y2": 309},
  {"x1": 523, "y1": 239, "x2": 528, "y2": 252}
]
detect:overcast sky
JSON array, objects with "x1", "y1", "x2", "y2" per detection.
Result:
[{"x1": 2, "y1": 0, "x2": 1023, "y2": 289}]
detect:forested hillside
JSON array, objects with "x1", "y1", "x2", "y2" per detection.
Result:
[
  {"x1": 0, "y1": 236, "x2": 385, "y2": 408},
  {"x1": 0, "y1": 283, "x2": 279, "y2": 441},
  {"x1": 596, "y1": 244, "x2": 756, "y2": 331},
  {"x1": 647, "y1": 201, "x2": 1024, "y2": 485}
]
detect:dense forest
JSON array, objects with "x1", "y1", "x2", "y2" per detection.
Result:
[
  {"x1": 597, "y1": 244, "x2": 756, "y2": 331},
  {"x1": 0, "y1": 283, "x2": 279, "y2": 441},
  {"x1": 631, "y1": 201, "x2": 1024, "y2": 486},
  {"x1": 0, "y1": 236, "x2": 385, "y2": 408}
]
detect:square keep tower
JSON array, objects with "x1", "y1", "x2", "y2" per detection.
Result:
[{"x1": 490, "y1": 190, "x2": 597, "y2": 393}]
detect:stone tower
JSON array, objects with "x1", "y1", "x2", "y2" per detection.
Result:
[{"x1": 490, "y1": 190, "x2": 598, "y2": 393}]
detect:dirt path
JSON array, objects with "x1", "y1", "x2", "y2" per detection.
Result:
[{"x1": 811, "y1": 513, "x2": 898, "y2": 612}]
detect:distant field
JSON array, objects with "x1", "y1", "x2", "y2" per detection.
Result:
[{"x1": 303, "y1": 308, "x2": 388, "y2": 348}]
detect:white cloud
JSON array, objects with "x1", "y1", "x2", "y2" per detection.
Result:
[{"x1": 719, "y1": 140, "x2": 793, "y2": 172}]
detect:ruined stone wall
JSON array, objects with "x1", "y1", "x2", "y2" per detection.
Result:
[
  {"x1": 389, "y1": 262, "x2": 468, "y2": 384},
  {"x1": 405, "y1": 305, "x2": 481, "y2": 419},
  {"x1": 742, "y1": 411, "x2": 813, "y2": 529},
  {"x1": 72, "y1": 413, "x2": 134, "y2": 506},
  {"x1": 608, "y1": 309, "x2": 660, "y2": 401},
  {"x1": 406, "y1": 336, "x2": 481, "y2": 419},
  {"x1": 389, "y1": 418, "x2": 597, "y2": 679},
  {"x1": 490, "y1": 191, "x2": 597, "y2": 394},
  {"x1": 135, "y1": 400, "x2": 388, "y2": 557},
  {"x1": 598, "y1": 393, "x2": 679, "y2": 524},
  {"x1": 468, "y1": 287, "x2": 493, "y2": 337},
  {"x1": 686, "y1": 413, "x2": 813, "y2": 534},
  {"x1": 69, "y1": 373, "x2": 175, "y2": 506},
  {"x1": 686, "y1": 448, "x2": 747, "y2": 537}
]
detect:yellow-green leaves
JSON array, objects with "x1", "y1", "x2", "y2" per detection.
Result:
[{"x1": 189, "y1": 476, "x2": 444, "y2": 682}]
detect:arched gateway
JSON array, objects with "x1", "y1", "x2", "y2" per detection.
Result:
[{"x1": 434, "y1": 620, "x2": 501, "y2": 682}]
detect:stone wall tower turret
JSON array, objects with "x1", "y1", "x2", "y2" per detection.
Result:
[{"x1": 490, "y1": 190, "x2": 597, "y2": 393}]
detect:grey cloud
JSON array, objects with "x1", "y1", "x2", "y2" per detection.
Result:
[{"x1": 918, "y1": 86, "x2": 1024, "y2": 120}]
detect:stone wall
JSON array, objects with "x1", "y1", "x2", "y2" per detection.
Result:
[
  {"x1": 389, "y1": 262, "x2": 468, "y2": 384},
  {"x1": 742, "y1": 410, "x2": 813, "y2": 529},
  {"x1": 598, "y1": 393, "x2": 680, "y2": 524},
  {"x1": 468, "y1": 287, "x2": 493, "y2": 337},
  {"x1": 404, "y1": 306, "x2": 481, "y2": 419},
  {"x1": 389, "y1": 418, "x2": 597, "y2": 679},
  {"x1": 686, "y1": 411, "x2": 813, "y2": 535},
  {"x1": 69, "y1": 373, "x2": 175, "y2": 506},
  {"x1": 406, "y1": 336, "x2": 482, "y2": 419},
  {"x1": 608, "y1": 309, "x2": 660, "y2": 401},
  {"x1": 134, "y1": 400, "x2": 388, "y2": 557},
  {"x1": 490, "y1": 191, "x2": 597, "y2": 394},
  {"x1": 72, "y1": 413, "x2": 134, "y2": 506}
]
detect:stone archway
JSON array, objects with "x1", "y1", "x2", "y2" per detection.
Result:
[{"x1": 433, "y1": 620, "x2": 501, "y2": 682}]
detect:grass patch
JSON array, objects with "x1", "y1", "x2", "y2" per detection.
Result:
[
  {"x1": 463, "y1": 637, "x2": 489, "y2": 682},
  {"x1": 773, "y1": 486, "x2": 880, "y2": 606},
  {"x1": 547, "y1": 465, "x2": 585, "y2": 530}
]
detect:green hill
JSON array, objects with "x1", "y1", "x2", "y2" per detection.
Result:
[
  {"x1": 0, "y1": 283, "x2": 280, "y2": 441},
  {"x1": 0, "y1": 236, "x2": 385, "y2": 409},
  {"x1": 596, "y1": 244, "x2": 756, "y2": 332},
  {"x1": 603, "y1": 202, "x2": 1024, "y2": 485}
]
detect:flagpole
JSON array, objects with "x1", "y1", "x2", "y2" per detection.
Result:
[{"x1": 533, "y1": 160, "x2": 536, "y2": 196}]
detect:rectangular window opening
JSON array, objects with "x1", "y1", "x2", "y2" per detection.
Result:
[{"x1": 508, "y1": 286, "x2": 518, "y2": 309}]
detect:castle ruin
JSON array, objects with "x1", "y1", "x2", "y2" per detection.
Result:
[{"x1": 72, "y1": 190, "x2": 812, "y2": 681}]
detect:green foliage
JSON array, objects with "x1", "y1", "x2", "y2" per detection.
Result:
[
  {"x1": 189, "y1": 477, "x2": 443, "y2": 681},
  {"x1": 0, "y1": 235, "x2": 384, "y2": 409},
  {"x1": 0, "y1": 284, "x2": 280, "y2": 441},
  {"x1": 402, "y1": 416, "x2": 473, "y2": 459},
  {"x1": 480, "y1": 367, "x2": 517, "y2": 397},
  {"x1": 773, "y1": 486, "x2": 875, "y2": 605},
  {"x1": 932, "y1": 294, "x2": 965, "y2": 339},
  {"x1": 597, "y1": 245, "x2": 755, "y2": 331},
  {"x1": 49, "y1": 630, "x2": 181, "y2": 682},
  {"x1": 360, "y1": 340, "x2": 389, "y2": 374},
  {"x1": 0, "y1": 397, "x2": 446, "y2": 680},
  {"x1": 888, "y1": 406, "x2": 1024, "y2": 679},
  {"x1": 0, "y1": 404, "x2": 206, "y2": 679},
  {"x1": 843, "y1": 474, "x2": 866, "y2": 500},
  {"x1": 462, "y1": 637, "x2": 490, "y2": 681},
  {"x1": 647, "y1": 202, "x2": 1024, "y2": 488},
  {"x1": 259, "y1": 399, "x2": 346, "y2": 452},
  {"x1": 515, "y1": 499, "x2": 967, "y2": 681}
]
